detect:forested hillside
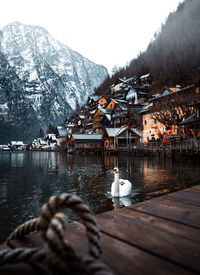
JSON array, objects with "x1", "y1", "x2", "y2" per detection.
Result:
[{"x1": 96, "y1": 0, "x2": 200, "y2": 95}]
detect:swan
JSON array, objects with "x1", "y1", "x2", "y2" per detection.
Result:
[{"x1": 111, "y1": 167, "x2": 132, "y2": 197}]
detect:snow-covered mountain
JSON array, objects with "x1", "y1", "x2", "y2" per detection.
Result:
[{"x1": 0, "y1": 22, "x2": 108, "y2": 142}]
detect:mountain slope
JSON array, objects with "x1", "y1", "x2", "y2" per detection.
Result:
[
  {"x1": 96, "y1": 0, "x2": 200, "y2": 95},
  {"x1": 0, "y1": 22, "x2": 108, "y2": 143}
]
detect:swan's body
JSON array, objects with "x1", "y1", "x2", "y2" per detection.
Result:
[
  {"x1": 111, "y1": 167, "x2": 132, "y2": 197},
  {"x1": 112, "y1": 197, "x2": 132, "y2": 208}
]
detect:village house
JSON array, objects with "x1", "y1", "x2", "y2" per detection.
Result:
[
  {"x1": 92, "y1": 107, "x2": 106, "y2": 130},
  {"x1": 180, "y1": 101, "x2": 200, "y2": 138},
  {"x1": 85, "y1": 95, "x2": 107, "y2": 112},
  {"x1": 140, "y1": 104, "x2": 166, "y2": 143},
  {"x1": 56, "y1": 126, "x2": 68, "y2": 146},
  {"x1": 140, "y1": 82, "x2": 200, "y2": 143},
  {"x1": 102, "y1": 127, "x2": 140, "y2": 151},
  {"x1": 110, "y1": 99, "x2": 129, "y2": 127},
  {"x1": 68, "y1": 133, "x2": 103, "y2": 153},
  {"x1": 32, "y1": 138, "x2": 48, "y2": 149},
  {"x1": 139, "y1": 73, "x2": 152, "y2": 86},
  {"x1": 125, "y1": 86, "x2": 150, "y2": 105},
  {"x1": 10, "y1": 141, "x2": 25, "y2": 150},
  {"x1": 45, "y1": 134, "x2": 57, "y2": 148}
]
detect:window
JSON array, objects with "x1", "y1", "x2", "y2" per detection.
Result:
[{"x1": 144, "y1": 120, "x2": 147, "y2": 125}]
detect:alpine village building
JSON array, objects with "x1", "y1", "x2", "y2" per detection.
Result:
[{"x1": 28, "y1": 73, "x2": 200, "y2": 154}]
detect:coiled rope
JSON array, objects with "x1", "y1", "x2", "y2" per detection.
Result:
[{"x1": 0, "y1": 193, "x2": 114, "y2": 275}]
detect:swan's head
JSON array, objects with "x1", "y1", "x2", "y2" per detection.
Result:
[{"x1": 113, "y1": 167, "x2": 119, "y2": 174}]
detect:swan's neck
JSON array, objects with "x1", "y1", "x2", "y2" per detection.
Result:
[{"x1": 113, "y1": 172, "x2": 120, "y2": 197}]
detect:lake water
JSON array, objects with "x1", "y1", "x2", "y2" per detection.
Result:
[{"x1": 0, "y1": 151, "x2": 199, "y2": 242}]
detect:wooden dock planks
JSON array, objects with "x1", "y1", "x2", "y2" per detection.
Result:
[{"x1": 0, "y1": 185, "x2": 200, "y2": 274}]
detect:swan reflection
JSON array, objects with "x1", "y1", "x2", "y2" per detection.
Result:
[{"x1": 112, "y1": 196, "x2": 132, "y2": 209}]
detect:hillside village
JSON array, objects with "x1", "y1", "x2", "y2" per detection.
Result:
[{"x1": 3, "y1": 72, "x2": 199, "y2": 154}]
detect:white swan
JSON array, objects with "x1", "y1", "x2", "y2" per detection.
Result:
[{"x1": 111, "y1": 167, "x2": 132, "y2": 197}]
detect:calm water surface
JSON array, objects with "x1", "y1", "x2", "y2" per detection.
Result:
[{"x1": 0, "y1": 151, "x2": 200, "y2": 242}]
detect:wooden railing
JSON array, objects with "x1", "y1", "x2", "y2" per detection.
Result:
[{"x1": 136, "y1": 138, "x2": 200, "y2": 155}]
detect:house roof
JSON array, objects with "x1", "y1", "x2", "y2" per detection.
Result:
[
  {"x1": 105, "y1": 127, "x2": 128, "y2": 137},
  {"x1": 89, "y1": 95, "x2": 105, "y2": 102},
  {"x1": 72, "y1": 134, "x2": 102, "y2": 141},
  {"x1": 11, "y1": 141, "x2": 24, "y2": 146},
  {"x1": 140, "y1": 73, "x2": 150, "y2": 79},
  {"x1": 131, "y1": 128, "x2": 141, "y2": 137},
  {"x1": 39, "y1": 139, "x2": 48, "y2": 145},
  {"x1": 180, "y1": 114, "x2": 200, "y2": 125},
  {"x1": 105, "y1": 127, "x2": 140, "y2": 137},
  {"x1": 105, "y1": 114, "x2": 111, "y2": 121}
]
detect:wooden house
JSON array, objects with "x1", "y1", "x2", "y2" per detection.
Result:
[
  {"x1": 45, "y1": 134, "x2": 58, "y2": 148},
  {"x1": 125, "y1": 87, "x2": 150, "y2": 105},
  {"x1": 68, "y1": 133, "x2": 103, "y2": 153},
  {"x1": 56, "y1": 126, "x2": 68, "y2": 146},
  {"x1": 32, "y1": 138, "x2": 48, "y2": 149},
  {"x1": 106, "y1": 98, "x2": 118, "y2": 112},
  {"x1": 140, "y1": 105, "x2": 166, "y2": 143},
  {"x1": 86, "y1": 95, "x2": 107, "y2": 112},
  {"x1": 92, "y1": 108, "x2": 105, "y2": 130},
  {"x1": 102, "y1": 127, "x2": 140, "y2": 151},
  {"x1": 180, "y1": 101, "x2": 200, "y2": 137},
  {"x1": 140, "y1": 83, "x2": 200, "y2": 142},
  {"x1": 111, "y1": 100, "x2": 129, "y2": 127},
  {"x1": 10, "y1": 141, "x2": 25, "y2": 150},
  {"x1": 139, "y1": 73, "x2": 152, "y2": 86},
  {"x1": 109, "y1": 77, "x2": 131, "y2": 100}
]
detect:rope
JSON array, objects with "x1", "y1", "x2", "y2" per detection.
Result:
[
  {"x1": 0, "y1": 248, "x2": 46, "y2": 274},
  {"x1": 0, "y1": 193, "x2": 114, "y2": 275}
]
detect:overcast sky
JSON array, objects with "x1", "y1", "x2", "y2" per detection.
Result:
[{"x1": 0, "y1": 0, "x2": 183, "y2": 72}]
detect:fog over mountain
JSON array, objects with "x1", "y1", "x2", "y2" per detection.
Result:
[{"x1": 0, "y1": 22, "x2": 108, "y2": 143}]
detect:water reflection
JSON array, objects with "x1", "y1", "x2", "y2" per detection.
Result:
[
  {"x1": 0, "y1": 151, "x2": 200, "y2": 242},
  {"x1": 112, "y1": 197, "x2": 132, "y2": 209}
]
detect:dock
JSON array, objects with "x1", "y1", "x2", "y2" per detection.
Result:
[{"x1": 0, "y1": 185, "x2": 200, "y2": 274}]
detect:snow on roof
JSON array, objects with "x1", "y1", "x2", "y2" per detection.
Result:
[
  {"x1": 72, "y1": 134, "x2": 102, "y2": 140},
  {"x1": 115, "y1": 99, "x2": 127, "y2": 103},
  {"x1": 89, "y1": 95, "x2": 101, "y2": 101},
  {"x1": 39, "y1": 139, "x2": 48, "y2": 145},
  {"x1": 105, "y1": 114, "x2": 111, "y2": 121},
  {"x1": 51, "y1": 135, "x2": 57, "y2": 141},
  {"x1": 140, "y1": 73, "x2": 150, "y2": 79},
  {"x1": 66, "y1": 123, "x2": 75, "y2": 127},
  {"x1": 100, "y1": 107, "x2": 109, "y2": 114},
  {"x1": 126, "y1": 89, "x2": 136, "y2": 100},
  {"x1": 105, "y1": 127, "x2": 128, "y2": 137},
  {"x1": 11, "y1": 141, "x2": 24, "y2": 146},
  {"x1": 131, "y1": 128, "x2": 141, "y2": 137}
]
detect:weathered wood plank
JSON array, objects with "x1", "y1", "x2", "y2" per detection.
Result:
[
  {"x1": 1, "y1": 222, "x2": 195, "y2": 275},
  {"x1": 1, "y1": 185, "x2": 200, "y2": 274},
  {"x1": 97, "y1": 209, "x2": 200, "y2": 273},
  {"x1": 165, "y1": 190, "x2": 200, "y2": 206},
  {"x1": 131, "y1": 197, "x2": 200, "y2": 228},
  {"x1": 186, "y1": 185, "x2": 200, "y2": 191}
]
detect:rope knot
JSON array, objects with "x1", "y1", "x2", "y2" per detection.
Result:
[{"x1": 0, "y1": 193, "x2": 113, "y2": 274}]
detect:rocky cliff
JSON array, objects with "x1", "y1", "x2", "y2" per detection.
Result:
[{"x1": 0, "y1": 22, "x2": 108, "y2": 143}]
